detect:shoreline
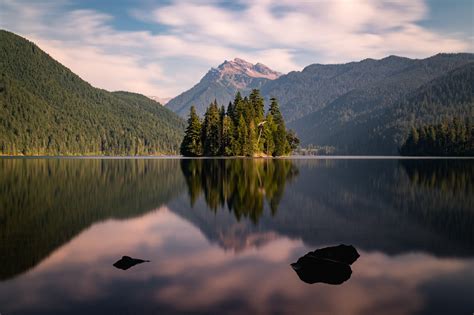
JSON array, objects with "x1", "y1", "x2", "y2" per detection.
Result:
[{"x1": 0, "y1": 155, "x2": 472, "y2": 160}]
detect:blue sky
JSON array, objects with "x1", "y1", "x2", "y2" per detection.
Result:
[{"x1": 1, "y1": 0, "x2": 473, "y2": 98}]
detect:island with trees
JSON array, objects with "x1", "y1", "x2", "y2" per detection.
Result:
[{"x1": 180, "y1": 89, "x2": 299, "y2": 157}]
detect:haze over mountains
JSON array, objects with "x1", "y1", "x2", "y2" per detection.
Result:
[{"x1": 167, "y1": 54, "x2": 474, "y2": 154}]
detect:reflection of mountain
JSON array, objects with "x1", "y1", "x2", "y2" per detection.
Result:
[
  {"x1": 180, "y1": 159, "x2": 299, "y2": 223},
  {"x1": 170, "y1": 159, "x2": 474, "y2": 256},
  {"x1": 2, "y1": 158, "x2": 473, "y2": 282},
  {"x1": 0, "y1": 159, "x2": 184, "y2": 280}
]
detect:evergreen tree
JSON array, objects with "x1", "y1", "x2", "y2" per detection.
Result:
[
  {"x1": 269, "y1": 98, "x2": 288, "y2": 156},
  {"x1": 236, "y1": 115, "x2": 248, "y2": 156},
  {"x1": 180, "y1": 106, "x2": 202, "y2": 156},
  {"x1": 221, "y1": 115, "x2": 234, "y2": 156},
  {"x1": 400, "y1": 118, "x2": 473, "y2": 156},
  {"x1": 232, "y1": 92, "x2": 244, "y2": 125},
  {"x1": 249, "y1": 89, "x2": 265, "y2": 122},
  {"x1": 263, "y1": 114, "x2": 275, "y2": 155},
  {"x1": 180, "y1": 91, "x2": 299, "y2": 157},
  {"x1": 202, "y1": 101, "x2": 221, "y2": 156},
  {"x1": 246, "y1": 121, "x2": 257, "y2": 156}
]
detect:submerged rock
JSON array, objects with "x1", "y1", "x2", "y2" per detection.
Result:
[
  {"x1": 113, "y1": 256, "x2": 150, "y2": 270},
  {"x1": 291, "y1": 244, "x2": 360, "y2": 285}
]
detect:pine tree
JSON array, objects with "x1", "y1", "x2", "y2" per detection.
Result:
[
  {"x1": 269, "y1": 98, "x2": 288, "y2": 156},
  {"x1": 221, "y1": 115, "x2": 234, "y2": 156},
  {"x1": 246, "y1": 121, "x2": 257, "y2": 156},
  {"x1": 236, "y1": 114, "x2": 248, "y2": 156},
  {"x1": 180, "y1": 106, "x2": 202, "y2": 156},
  {"x1": 263, "y1": 113, "x2": 275, "y2": 155},
  {"x1": 232, "y1": 92, "x2": 244, "y2": 125},
  {"x1": 202, "y1": 101, "x2": 222, "y2": 156},
  {"x1": 180, "y1": 91, "x2": 298, "y2": 157},
  {"x1": 249, "y1": 89, "x2": 264, "y2": 122}
]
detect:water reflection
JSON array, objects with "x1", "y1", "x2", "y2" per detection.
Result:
[
  {"x1": 400, "y1": 159, "x2": 473, "y2": 193},
  {"x1": 180, "y1": 159, "x2": 298, "y2": 222},
  {"x1": 0, "y1": 158, "x2": 473, "y2": 315},
  {"x1": 0, "y1": 158, "x2": 184, "y2": 280}
]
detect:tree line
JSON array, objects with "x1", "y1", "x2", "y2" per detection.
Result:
[
  {"x1": 400, "y1": 117, "x2": 473, "y2": 156},
  {"x1": 180, "y1": 89, "x2": 299, "y2": 156}
]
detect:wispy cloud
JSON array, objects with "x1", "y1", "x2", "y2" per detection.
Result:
[{"x1": 1, "y1": 0, "x2": 472, "y2": 97}]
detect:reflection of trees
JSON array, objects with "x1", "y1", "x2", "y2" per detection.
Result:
[
  {"x1": 400, "y1": 159, "x2": 473, "y2": 194},
  {"x1": 180, "y1": 159, "x2": 299, "y2": 222},
  {"x1": 0, "y1": 158, "x2": 184, "y2": 281}
]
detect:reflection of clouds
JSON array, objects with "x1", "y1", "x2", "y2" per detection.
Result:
[{"x1": 1, "y1": 208, "x2": 472, "y2": 315}]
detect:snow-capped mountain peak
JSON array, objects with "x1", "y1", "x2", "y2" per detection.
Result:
[{"x1": 216, "y1": 58, "x2": 281, "y2": 80}]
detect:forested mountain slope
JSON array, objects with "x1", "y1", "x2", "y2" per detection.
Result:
[
  {"x1": 0, "y1": 30, "x2": 185, "y2": 155},
  {"x1": 283, "y1": 54, "x2": 474, "y2": 154}
]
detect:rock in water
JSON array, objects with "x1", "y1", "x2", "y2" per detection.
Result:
[
  {"x1": 291, "y1": 256, "x2": 352, "y2": 285},
  {"x1": 310, "y1": 244, "x2": 360, "y2": 265},
  {"x1": 113, "y1": 256, "x2": 150, "y2": 270},
  {"x1": 291, "y1": 244, "x2": 360, "y2": 285}
]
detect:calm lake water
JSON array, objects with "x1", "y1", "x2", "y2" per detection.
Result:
[{"x1": 0, "y1": 158, "x2": 473, "y2": 315}]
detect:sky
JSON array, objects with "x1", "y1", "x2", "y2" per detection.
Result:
[{"x1": 1, "y1": 0, "x2": 473, "y2": 98}]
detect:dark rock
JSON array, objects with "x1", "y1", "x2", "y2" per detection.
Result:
[
  {"x1": 113, "y1": 256, "x2": 150, "y2": 270},
  {"x1": 291, "y1": 256, "x2": 352, "y2": 285},
  {"x1": 310, "y1": 244, "x2": 360, "y2": 265},
  {"x1": 291, "y1": 244, "x2": 360, "y2": 285}
]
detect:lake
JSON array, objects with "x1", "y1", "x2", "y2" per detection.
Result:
[{"x1": 0, "y1": 157, "x2": 473, "y2": 315}]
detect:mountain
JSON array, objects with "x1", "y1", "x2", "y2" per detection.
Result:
[
  {"x1": 258, "y1": 54, "x2": 473, "y2": 154},
  {"x1": 166, "y1": 58, "x2": 281, "y2": 117},
  {"x1": 0, "y1": 30, "x2": 185, "y2": 155},
  {"x1": 286, "y1": 57, "x2": 474, "y2": 154},
  {"x1": 148, "y1": 96, "x2": 171, "y2": 105}
]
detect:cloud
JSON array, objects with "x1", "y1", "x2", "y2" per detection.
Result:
[
  {"x1": 0, "y1": 0, "x2": 472, "y2": 97},
  {"x1": 1, "y1": 207, "x2": 472, "y2": 315}
]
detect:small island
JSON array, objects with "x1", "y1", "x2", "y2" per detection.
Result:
[{"x1": 180, "y1": 89, "x2": 299, "y2": 157}]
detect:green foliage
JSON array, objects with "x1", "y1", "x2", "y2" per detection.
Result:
[
  {"x1": 180, "y1": 106, "x2": 203, "y2": 156},
  {"x1": 282, "y1": 55, "x2": 474, "y2": 154},
  {"x1": 269, "y1": 97, "x2": 289, "y2": 156},
  {"x1": 202, "y1": 101, "x2": 222, "y2": 156},
  {"x1": 0, "y1": 30, "x2": 185, "y2": 156},
  {"x1": 180, "y1": 90, "x2": 299, "y2": 156},
  {"x1": 400, "y1": 118, "x2": 473, "y2": 156},
  {"x1": 221, "y1": 115, "x2": 234, "y2": 156}
]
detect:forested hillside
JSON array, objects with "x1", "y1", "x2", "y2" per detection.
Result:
[
  {"x1": 283, "y1": 55, "x2": 474, "y2": 154},
  {"x1": 374, "y1": 63, "x2": 474, "y2": 154},
  {"x1": 0, "y1": 30, "x2": 185, "y2": 155},
  {"x1": 399, "y1": 118, "x2": 472, "y2": 156}
]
